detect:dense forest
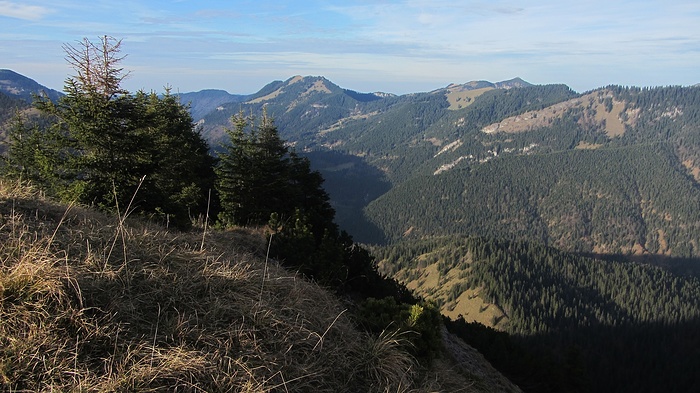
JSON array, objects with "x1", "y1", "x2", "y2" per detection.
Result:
[
  {"x1": 367, "y1": 142, "x2": 700, "y2": 255},
  {"x1": 362, "y1": 86, "x2": 700, "y2": 256},
  {"x1": 373, "y1": 236, "x2": 700, "y2": 392}
]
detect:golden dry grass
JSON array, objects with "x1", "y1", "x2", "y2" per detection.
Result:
[
  {"x1": 480, "y1": 89, "x2": 637, "y2": 137},
  {"x1": 0, "y1": 179, "x2": 432, "y2": 392},
  {"x1": 399, "y1": 261, "x2": 507, "y2": 330},
  {"x1": 445, "y1": 87, "x2": 493, "y2": 110}
]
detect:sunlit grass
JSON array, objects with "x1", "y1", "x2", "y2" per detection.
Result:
[{"x1": 0, "y1": 179, "x2": 430, "y2": 392}]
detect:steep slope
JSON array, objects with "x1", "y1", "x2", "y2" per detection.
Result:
[
  {"x1": 373, "y1": 236, "x2": 700, "y2": 393},
  {"x1": 480, "y1": 89, "x2": 634, "y2": 137},
  {"x1": 0, "y1": 179, "x2": 520, "y2": 392},
  {"x1": 366, "y1": 85, "x2": 700, "y2": 256},
  {"x1": 367, "y1": 143, "x2": 700, "y2": 255},
  {"x1": 0, "y1": 69, "x2": 62, "y2": 103}
]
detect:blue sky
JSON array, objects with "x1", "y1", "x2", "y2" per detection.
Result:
[{"x1": 2, "y1": 0, "x2": 699, "y2": 94}]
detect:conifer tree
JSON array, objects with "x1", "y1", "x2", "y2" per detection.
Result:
[
  {"x1": 30, "y1": 36, "x2": 148, "y2": 206},
  {"x1": 3, "y1": 111, "x2": 53, "y2": 184},
  {"x1": 215, "y1": 111, "x2": 335, "y2": 233},
  {"x1": 6, "y1": 36, "x2": 215, "y2": 229}
]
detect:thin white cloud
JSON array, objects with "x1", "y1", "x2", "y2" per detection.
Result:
[
  {"x1": 3, "y1": 0, "x2": 699, "y2": 94},
  {"x1": 0, "y1": 1, "x2": 52, "y2": 21}
]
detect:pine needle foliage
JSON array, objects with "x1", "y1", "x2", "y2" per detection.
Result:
[
  {"x1": 215, "y1": 111, "x2": 335, "y2": 233},
  {"x1": 3, "y1": 36, "x2": 215, "y2": 229}
]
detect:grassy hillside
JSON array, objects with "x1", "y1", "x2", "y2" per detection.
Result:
[{"x1": 0, "y1": 179, "x2": 521, "y2": 392}]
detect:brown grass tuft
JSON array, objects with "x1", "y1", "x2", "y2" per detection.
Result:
[{"x1": 0, "y1": 179, "x2": 432, "y2": 392}]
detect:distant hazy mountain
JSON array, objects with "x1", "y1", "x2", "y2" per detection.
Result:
[
  {"x1": 0, "y1": 69, "x2": 62, "y2": 103},
  {"x1": 174, "y1": 89, "x2": 249, "y2": 121}
]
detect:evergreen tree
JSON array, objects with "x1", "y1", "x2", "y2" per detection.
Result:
[
  {"x1": 5, "y1": 36, "x2": 215, "y2": 229},
  {"x1": 17, "y1": 36, "x2": 146, "y2": 207},
  {"x1": 215, "y1": 113, "x2": 258, "y2": 225},
  {"x1": 215, "y1": 111, "x2": 335, "y2": 234},
  {"x1": 134, "y1": 89, "x2": 216, "y2": 228}
]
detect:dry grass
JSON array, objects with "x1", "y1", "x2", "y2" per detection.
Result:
[
  {"x1": 480, "y1": 90, "x2": 635, "y2": 136},
  {"x1": 0, "y1": 179, "x2": 433, "y2": 392},
  {"x1": 396, "y1": 261, "x2": 508, "y2": 330},
  {"x1": 445, "y1": 87, "x2": 493, "y2": 110}
]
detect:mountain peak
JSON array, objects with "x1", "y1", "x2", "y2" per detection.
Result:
[
  {"x1": 286, "y1": 75, "x2": 305, "y2": 84},
  {"x1": 285, "y1": 75, "x2": 333, "y2": 86},
  {"x1": 247, "y1": 75, "x2": 343, "y2": 104},
  {"x1": 495, "y1": 77, "x2": 532, "y2": 89}
]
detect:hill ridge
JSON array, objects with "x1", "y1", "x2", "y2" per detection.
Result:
[{"x1": 0, "y1": 69, "x2": 63, "y2": 103}]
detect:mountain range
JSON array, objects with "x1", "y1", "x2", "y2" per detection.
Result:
[
  {"x1": 172, "y1": 74, "x2": 700, "y2": 259},
  {"x1": 4, "y1": 70, "x2": 700, "y2": 256},
  {"x1": 3, "y1": 69, "x2": 700, "y2": 392}
]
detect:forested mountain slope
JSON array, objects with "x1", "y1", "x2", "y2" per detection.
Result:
[
  {"x1": 185, "y1": 78, "x2": 700, "y2": 254},
  {"x1": 198, "y1": 75, "x2": 391, "y2": 146},
  {"x1": 365, "y1": 85, "x2": 700, "y2": 256},
  {"x1": 0, "y1": 69, "x2": 63, "y2": 103},
  {"x1": 368, "y1": 143, "x2": 700, "y2": 255},
  {"x1": 373, "y1": 236, "x2": 700, "y2": 393},
  {"x1": 193, "y1": 76, "x2": 574, "y2": 242}
]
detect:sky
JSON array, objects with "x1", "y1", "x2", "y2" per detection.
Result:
[{"x1": 2, "y1": 0, "x2": 699, "y2": 95}]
